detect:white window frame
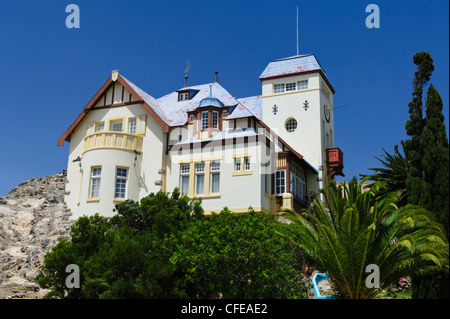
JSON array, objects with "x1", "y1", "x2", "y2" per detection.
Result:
[
  {"x1": 201, "y1": 111, "x2": 209, "y2": 130},
  {"x1": 275, "y1": 169, "x2": 286, "y2": 195},
  {"x1": 212, "y1": 111, "x2": 219, "y2": 130},
  {"x1": 297, "y1": 80, "x2": 308, "y2": 90},
  {"x1": 195, "y1": 162, "x2": 205, "y2": 195},
  {"x1": 210, "y1": 162, "x2": 220, "y2": 194},
  {"x1": 235, "y1": 158, "x2": 241, "y2": 172},
  {"x1": 89, "y1": 166, "x2": 102, "y2": 198},
  {"x1": 244, "y1": 157, "x2": 251, "y2": 171},
  {"x1": 114, "y1": 167, "x2": 128, "y2": 199},
  {"x1": 128, "y1": 118, "x2": 137, "y2": 134},
  {"x1": 273, "y1": 83, "x2": 285, "y2": 94},
  {"x1": 180, "y1": 164, "x2": 190, "y2": 195},
  {"x1": 285, "y1": 82, "x2": 296, "y2": 92},
  {"x1": 179, "y1": 92, "x2": 189, "y2": 101}
]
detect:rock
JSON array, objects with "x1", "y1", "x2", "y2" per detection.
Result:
[{"x1": 0, "y1": 171, "x2": 73, "y2": 299}]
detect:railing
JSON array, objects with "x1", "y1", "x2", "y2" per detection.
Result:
[{"x1": 83, "y1": 131, "x2": 143, "y2": 154}]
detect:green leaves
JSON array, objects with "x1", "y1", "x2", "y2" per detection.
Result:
[
  {"x1": 278, "y1": 179, "x2": 449, "y2": 299},
  {"x1": 38, "y1": 190, "x2": 308, "y2": 299}
]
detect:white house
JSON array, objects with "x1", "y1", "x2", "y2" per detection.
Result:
[{"x1": 58, "y1": 54, "x2": 344, "y2": 219}]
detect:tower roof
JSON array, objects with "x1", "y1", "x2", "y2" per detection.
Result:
[{"x1": 259, "y1": 54, "x2": 335, "y2": 93}]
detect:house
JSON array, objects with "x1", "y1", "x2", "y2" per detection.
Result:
[{"x1": 58, "y1": 54, "x2": 344, "y2": 219}]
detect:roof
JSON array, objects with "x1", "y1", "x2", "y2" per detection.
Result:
[
  {"x1": 259, "y1": 54, "x2": 335, "y2": 94},
  {"x1": 227, "y1": 96, "x2": 262, "y2": 120},
  {"x1": 259, "y1": 54, "x2": 321, "y2": 79},
  {"x1": 156, "y1": 82, "x2": 239, "y2": 126}
]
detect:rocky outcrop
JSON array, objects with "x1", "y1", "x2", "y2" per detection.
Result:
[{"x1": 0, "y1": 171, "x2": 73, "y2": 299}]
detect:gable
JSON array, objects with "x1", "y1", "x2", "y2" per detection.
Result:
[
  {"x1": 57, "y1": 73, "x2": 169, "y2": 146},
  {"x1": 93, "y1": 81, "x2": 139, "y2": 108}
]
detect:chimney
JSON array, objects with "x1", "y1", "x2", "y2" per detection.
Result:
[{"x1": 215, "y1": 70, "x2": 219, "y2": 83}]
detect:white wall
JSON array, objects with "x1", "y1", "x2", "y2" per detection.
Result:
[{"x1": 64, "y1": 103, "x2": 165, "y2": 219}]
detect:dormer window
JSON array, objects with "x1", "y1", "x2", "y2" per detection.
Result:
[
  {"x1": 179, "y1": 92, "x2": 189, "y2": 101},
  {"x1": 178, "y1": 89, "x2": 199, "y2": 101}
]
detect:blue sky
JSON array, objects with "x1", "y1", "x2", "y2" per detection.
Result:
[{"x1": 0, "y1": 0, "x2": 448, "y2": 196}]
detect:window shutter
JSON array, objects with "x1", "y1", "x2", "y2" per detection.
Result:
[{"x1": 137, "y1": 115, "x2": 146, "y2": 134}]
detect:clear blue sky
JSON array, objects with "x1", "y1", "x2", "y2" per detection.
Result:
[{"x1": 0, "y1": 0, "x2": 448, "y2": 196}]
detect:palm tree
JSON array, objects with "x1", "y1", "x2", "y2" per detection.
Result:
[
  {"x1": 362, "y1": 141, "x2": 408, "y2": 206},
  {"x1": 278, "y1": 179, "x2": 448, "y2": 299}
]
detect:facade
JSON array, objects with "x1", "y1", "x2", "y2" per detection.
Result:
[{"x1": 58, "y1": 55, "x2": 344, "y2": 220}]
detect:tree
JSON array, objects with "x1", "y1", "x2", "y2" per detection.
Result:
[
  {"x1": 420, "y1": 84, "x2": 449, "y2": 237},
  {"x1": 404, "y1": 51, "x2": 434, "y2": 208},
  {"x1": 38, "y1": 190, "x2": 308, "y2": 299},
  {"x1": 278, "y1": 179, "x2": 449, "y2": 299},
  {"x1": 168, "y1": 208, "x2": 308, "y2": 299},
  {"x1": 362, "y1": 141, "x2": 408, "y2": 207},
  {"x1": 38, "y1": 190, "x2": 202, "y2": 299}
]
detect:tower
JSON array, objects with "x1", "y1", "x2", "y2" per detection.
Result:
[{"x1": 260, "y1": 54, "x2": 341, "y2": 193}]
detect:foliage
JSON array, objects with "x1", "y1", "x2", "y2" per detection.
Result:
[
  {"x1": 362, "y1": 141, "x2": 408, "y2": 207},
  {"x1": 168, "y1": 208, "x2": 308, "y2": 299},
  {"x1": 420, "y1": 84, "x2": 449, "y2": 237},
  {"x1": 38, "y1": 190, "x2": 307, "y2": 299},
  {"x1": 277, "y1": 179, "x2": 449, "y2": 299}
]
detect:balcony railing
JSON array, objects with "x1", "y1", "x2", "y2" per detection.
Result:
[{"x1": 83, "y1": 131, "x2": 143, "y2": 154}]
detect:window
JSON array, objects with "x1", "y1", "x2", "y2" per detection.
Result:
[
  {"x1": 201, "y1": 111, "x2": 209, "y2": 130},
  {"x1": 180, "y1": 164, "x2": 190, "y2": 195},
  {"x1": 222, "y1": 109, "x2": 228, "y2": 117},
  {"x1": 273, "y1": 83, "x2": 285, "y2": 94},
  {"x1": 195, "y1": 162, "x2": 205, "y2": 195},
  {"x1": 290, "y1": 164, "x2": 307, "y2": 203},
  {"x1": 110, "y1": 120, "x2": 123, "y2": 132},
  {"x1": 275, "y1": 170, "x2": 286, "y2": 194},
  {"x1": 179, "y1": 92, "x2": 189, "y2": 101},
  {"x1": 212, "y1": 111, "x2": 219, "y2": 130},
  {"x1": 210, "y1": 162, "x2": 220, "y2": 193},
  {"x1": 244, "y1": 157, "x2": 251, "y2": 171},
  {"x1": 89, "y1": 167, "x2": 102, "y2": 198},
  {"x1": 114, "y1": 167, "x2": 128, "y2": 199},
  {"x1": 285, "y1": 82, "x2": 296, "y2": 92},
  {"x1": 297, "y1": 80, "x2": 308, "y2": 90},
  {"x1": 285, "y1": 118, "x2": 298, "y2": 133},
  {"x1": 129, "y1": 118, "x2": 137, "y2": 134},
  {"x1": 235, "y1": 158, "x2": 241, "y2": 172},
  {"x1": 189, "y1": 114, "x2": 194, "y2": 121},
  {"x1": 96, "y1": 122, "x2": 105, "y2": 132}
]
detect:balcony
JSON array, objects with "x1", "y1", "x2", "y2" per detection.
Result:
[
  {"x1": 83, "y1": 132, "x2": 143, "y2": 154},
  {"x1": 326, "y1": 147, "x2": 344, "y2": 178}
]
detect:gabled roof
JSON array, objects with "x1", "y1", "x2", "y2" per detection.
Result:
[
  {"x1": 259, "y1": 54, "x2": 335, "y2": 94},
  {"x1": 227, "y1": 96, "x2": 262, "y2": 120},
  {"x1": 57, "y1": 74, "x2": 170, "y2": 146}
]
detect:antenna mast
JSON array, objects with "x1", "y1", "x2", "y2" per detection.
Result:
[{"x1": 296, "y1": 4, "x2": 299, "y2": 55}]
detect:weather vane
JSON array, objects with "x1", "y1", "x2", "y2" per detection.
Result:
[{"x1": 184, "y1": 60, "x2": 191, "y2": 87}]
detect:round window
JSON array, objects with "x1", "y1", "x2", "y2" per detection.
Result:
[{"x1": 285, "y1": 118, "x2": 298, "y2": 133}]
